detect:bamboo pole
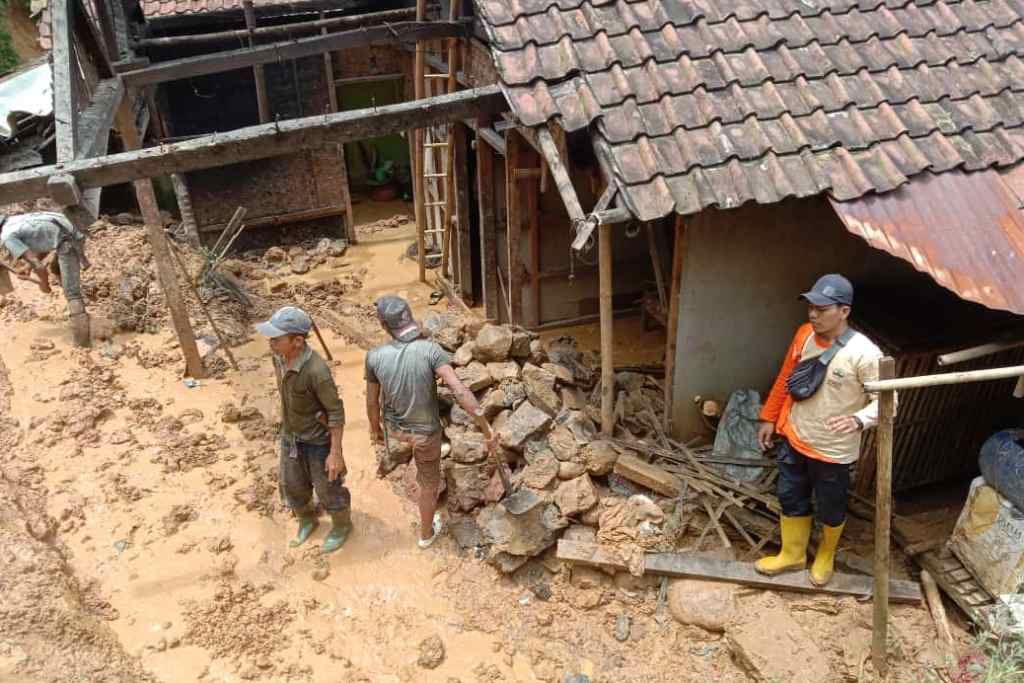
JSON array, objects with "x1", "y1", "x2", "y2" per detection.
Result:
[
  {"x1": 662, "y1": 216, "x2": 685, "y2": 433},
  {"x1": 937, "y1": 340, "x2": 1024, "y2": 366},
  {"x1": 920, "y1": 570, "x2": 958, "y2": 671},
  {"x1": 864, "y1": 365, "x2": 1024, "y2": 392},
  {"x1": 599, "y1": 222, "x2": 614, "y2": 436},
  {"x1": 872, "y1": 356, "x2": 896, "y2": 678}
]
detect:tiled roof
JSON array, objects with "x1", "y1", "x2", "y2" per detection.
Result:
[
  {"x1": 476, "y1": 0, "x2": 1024, "y2": 221},
  {"x1": 139, "y1": 0, "x2": 305, "y2": 18}
]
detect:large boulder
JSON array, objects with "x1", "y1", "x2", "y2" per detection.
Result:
[
  {"x1": 548, "y1": 425, "x2": 580, "y2": 462},
  {"x1": 518, "y1": 452, "x2": 559, "y2": 490},
  {"x1": 473, "y1": 324, "x2": 514, "y2": 362},
  {"x1": 480, "y1": 388, "x2": 508, "y2": 419},
  {"x1": 582, "y1": 440, "x2": 619, "y2": 476},
  {"x1": 445, "y1": 463, "x2": 492, "y2": 512},
  {"x1": 498, "y1": 402, "x2": 552, "y2": 451},
  {"x1": 667, "y1": 579, "x2": 737, "y2": 632},
  {"x1": 554, "y1": 474, "x2": 598, "y2": 517},
  {"x1": 543, "y1": 362, "x2": 575, "y2": 385},
  {"x1": 455, "y1": 362, "x2": 494, "y2": 392},
  {"x1": 558, "y1": 461, "x2": 587, "y2": 480},
  {"x1": 453, "y1": 342, "x2": 475, "y2": 367},
  {"x1": 510, "y1": 330, "x2": 533, "y2": 359},
  {"x1": 424, "y1": 313, "x2": 464, "y2": 352},
  {"x1": 486, "y1": 361, "x2": 520, "y2": 382},
  {"x1": 522, "y1": 364, "x2": 560, "y2": 417},
  {"x1": 477, "y1": 489, "x2": 567, "y2": 558},
  {"x1": 450, "y1": 432, "x2": 488, "y2": 464},
  {"x1": 561, "y1": 386, "x2": 586, "y2": 411}
]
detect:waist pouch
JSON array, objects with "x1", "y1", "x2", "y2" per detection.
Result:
[{"x1": 786, "y1": 329, "x2": 856, "y2": 401}]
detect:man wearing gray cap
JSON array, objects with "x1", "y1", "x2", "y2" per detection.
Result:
[
  {"x1": 754, "y1": 274, "x2": 887, "y2": 586},
  {"x1": 256, "y1": 306, "x2": 352, "y2": 554},
  {"x1": 0, "y1": 211, "x2": 91, "y2": 346},
  {"x1": 365, "y1": 296, "x2": 495, "y2": 548}
]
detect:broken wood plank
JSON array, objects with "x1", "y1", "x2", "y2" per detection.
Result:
[
  {"x1": 614, "y1": 451, "x2": 683, "y2": 498},
  {"x1": 243, "y1": 1, "x2": 271, "y2": 124},
  {"x1": 536, "y1": 124, "x2": 585, "y2": 224},
  {"x1": 76, "y1": 77, "x2": 124, "y2": 160},
  {"x1": 921, "y1": 570, "x2": 958, "y2": 670},
  {"x1": 663, "y1": 216, "x2": 685, "y2": 432},
  {"x1": 135, "y1": 6, "x2": 415, "y2": 48},
  {"x1": 122, "y1": 21, "x2": 468, "y2": 88},
  {"x1": 557, "y1": 540, "x2": 923, "y2": 603},
  {"x1": 0, "y1": 86, "x2": 507, "y2": 204},
  {"x1": 505, "y1": 130, "x2": 526, "y2": 325},
  {"x1": 476, "y1": 120, "x2": 500, "y2": 321}
]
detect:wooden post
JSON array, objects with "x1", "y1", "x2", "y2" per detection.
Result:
[
  {"x1": 244, "y1": 1, "x2": 271, "y2": 124},
  {"x1": 872, "y1": 356, "x2": 897, "y2": 678},
  {"x1": 453, "y1": 122, "x2": 472, "y2": 301},
  {"x1": 413, "y1": 0, "x2": 428, "y2": 283},
  {"x1": 439, "y1": 0, "x2": 459, "y2": 280},
  {"x1": 116, "y1": 99, "x2": 205, "y2": 379},
  {"x1": 528, "y1": 156, "x2": 541, "y2": 327},
  {"x1": 505, "y1": 130, "x2": 524, "y2": 325},
  {"x1": 645, "y1": 222, "x2": 667, "y2": 309},
  {"x1": 663, "y1": 216, "x2": 685, "y2": 433},
  {"x1": 477, "y1": 123, "x2": 499, "y2": 321},
  {"x1": 319, "y1": 12, "x2": 353, "y2": 243},
  {"x1": 920, "y1": 570, "x2": 958, "y2": 671},
  {"x1": 170, "y1": 173, "x2": 199, "y2": 245},
  {"x1": 51, "y1": 0, "x2": 79, "y2": 163},
  {"x1": 599, "y1": 221, "x2": 614, "y2": 435}
]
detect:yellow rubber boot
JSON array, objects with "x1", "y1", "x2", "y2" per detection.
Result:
[
  {"x1": 754, "y1": 515, "x2": 812, "y2": 576},
  {"x1": 809, "y1": 522, "x2": 845, "y2": 586}
]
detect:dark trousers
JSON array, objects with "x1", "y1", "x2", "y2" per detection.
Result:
[
  {"x1": 776, "y1": 439, "x2": 850, "y2": 527},
  {"x1": 279, "y1": 438, "x2": 351, "y2": 512}
]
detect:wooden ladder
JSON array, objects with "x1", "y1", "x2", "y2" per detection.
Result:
[{"x1": 413, "y1": 0, "x2": 460, "y2": 282}]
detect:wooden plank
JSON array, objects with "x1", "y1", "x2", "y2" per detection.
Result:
[
  {"x1": 0, "y1": 86, "x2": 507, "y2": 204},
  {"x1": 663, "y1": 216, "x2": 685, "y2": 433},
  {"x1": 136, "y1": 7, "x2": 416, "y2": 48},
  {"x1": 557, "y1": 540, "x2": 923, "y2": 604},
  {"x1": 90, "y1": 0, "x2": 118, "y2": 63},
  {"x1": 921, "y1": 570, "x2": 958, "y2": 670},
  {"x1": 528, "y1": 152, "x2": 540, "y2": 327},
  {"x1": 645, "y1": 222, "x2": 667, "y2": 309},
  {"x1": 116, "y1": 99, "x2": 205, "y2": 379},
  {"x1": 599, "y1": 220, "x2": 614, "y2": 435},
  {"x1": 170, "y1": 173, "x2": 199, "y2": 244},
  {"x1": 51, "y1": 0, "x2": 79, "y2": 163},
  {"x1": 76, "y1": 77, "x2": 124, "y2": 159},
  {"x1": 71, "y1": 0, "x2": 113, "y2": 77},
  {"x1": 873, "y1": 357, "x2": 897, "y2": 678},
  {"x1": 477, "y1": 122, "x2": 499, "y2": 321},
  {"x1": 535, "y1": 124, "x2": 585, "y2": 224},
  {"x1": 613, "y1": 452, "x2": 683, "y2": 498},
  {"x1": 122, "y1": 21, "x2": 468, "y2": 88},
  {"x1": 198, "y1": 205, "x2": 343, "y2": 232},
  {"x1": 505, "y1": 130, "x2": 525, "y2": 325},
  {"x1": 453, "y1": 122, "x2": 473, "y2": 302},
  {"x1": 243, "y1": 1, "x2": 271, "y2": 124},
  {"x1": 413, "y1": 0, "x2": 428, "y2": 283}
]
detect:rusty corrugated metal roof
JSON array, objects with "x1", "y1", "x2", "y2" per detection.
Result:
[
  {"x1": 830, "y1": 168, "x2": 1024, "y2": 315},
  {"x1": 475, "y1": 0, "x2": 1024, "y2": 222}
]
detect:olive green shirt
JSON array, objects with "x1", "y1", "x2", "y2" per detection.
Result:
[{"x1": 273, "y1": 345, "x2": 345, "y2": 445}]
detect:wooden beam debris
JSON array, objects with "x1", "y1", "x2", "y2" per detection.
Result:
[
  {"x1": 51, "y1": 0, "x2": 79, "y2": 163},
  {"x1": 557, "y1": 540, "x2": 922, "y2": 603},
  {"x1": 0, "y1": 86, "x2": 508, "y2": 205},
  {"x1": 122, "y1": 21, "x2": 469, "y2": 88},
  {"x1": 135, "y1": 6, "x2": 416, "y2": 49}
]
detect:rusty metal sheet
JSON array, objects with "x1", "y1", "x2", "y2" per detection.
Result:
[{"x1": 830, "y1": 169, "x2": 1024, "y2": 315}]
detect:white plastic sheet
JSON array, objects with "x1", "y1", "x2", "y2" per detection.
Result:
[{"x1": 0, "y1": 63, "x2": 53, "y2": 139}]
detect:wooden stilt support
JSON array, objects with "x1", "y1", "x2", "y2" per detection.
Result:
[
  {"x1": 599, "y1": 221, "x2": 614, "y2": 435},
  {"x1": 167, "y1": 242, "x2": 239, "y2": 371},
  {"x1": 413, "y1": 0, "x2": 427, "y2": 283},
  {"x1": 243, "y1": 1, "x2": 271, "y2": 124},
  {"x1": 663, "y1": 216, "x2": 685, "y2": 433},
  {"x1": 872, "y1": 356, "x2": 897, "y2": 678},
  {"x1": 645, "y1": 222, "x2": 667, "y2": 309},
  {"x1": 505, "y1": 130, "x2": 524, "y2": 325},
  {"x1": 453, "y1": 122, "x2": 472, "y2": 302},
  {"x1": 116, "y1": 99, "x2": 205, "y2": 379},
  {"x1": 477, "y1": 121, "x2": 499, "y2": 321},
  {"x1": 528, "y1": 157, "x2": 541, "y2": 327}
]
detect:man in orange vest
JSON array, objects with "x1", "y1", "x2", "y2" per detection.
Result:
[{"x1": 755, "y1": 274, "x2": 889, "y2": 586}]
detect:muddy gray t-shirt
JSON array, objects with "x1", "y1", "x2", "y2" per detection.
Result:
[{"x1": 365, "y1": 338, "x2": 452, "y2": 435}]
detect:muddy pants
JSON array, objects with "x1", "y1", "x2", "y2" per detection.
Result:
[
  {"x1": 776, "y1": 439, "x2": 850, "y2": 527},
  {"x1": 279, "y1": 438, "x2": 351, "y2": 512},
  {"x1": 54, "y1": 237, "x2": 83, "y2": 306}
]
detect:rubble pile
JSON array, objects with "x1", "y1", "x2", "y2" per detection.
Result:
[{"x1": 411, "y1": 317, "x2": 676, "y2": 574}]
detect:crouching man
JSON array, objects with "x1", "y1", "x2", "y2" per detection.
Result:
[
  {"x1": 755, "y1": 274, "x2": 891, "y2": 586},
  {"x1": 0, "y1": 211, "x2": 91, "y2": 346},
  {"x1": 256, "y1": 306, "x2": 352, "y2": 554}
]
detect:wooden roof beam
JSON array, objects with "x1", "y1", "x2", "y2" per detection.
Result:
[
  {"x1": 122, "y1": 20, "x2": 468, "y2": 87},
  {"x1": 0, "y1": 85, "x2": 508, "y2": 205},
  {"x1": 134, "y1": 6, "x2": 416, "y2": 49}
]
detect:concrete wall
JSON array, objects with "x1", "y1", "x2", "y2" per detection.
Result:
[{"x1": 669, "y1": 196, "x2": 889, "y2": 437}]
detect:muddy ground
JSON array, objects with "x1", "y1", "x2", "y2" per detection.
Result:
[{"x1": 0, "y1": 203, "x2": 970, "y2": 682}]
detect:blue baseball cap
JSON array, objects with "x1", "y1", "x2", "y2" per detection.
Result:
[
  {"x1": 376, "y1": 296, "x2": 420, "y2": 341},
  {"x1": 800, "y1": 274, "x2": 854, "y2": 307},
  {"x1": 255, "y1": 306, "x2": 312, "y2": 337}
]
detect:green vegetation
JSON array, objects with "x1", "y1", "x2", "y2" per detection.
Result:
[
  {"x1": 967, "y1": 632, "x2": 1024, "y2": 682},
  {"x1": 0, "y1": 0, "x2": 21, "y2": 77}
]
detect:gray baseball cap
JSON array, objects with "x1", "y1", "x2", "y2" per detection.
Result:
[
  {"x1": 255, "y1": 306, "x2": 312, "y2": 338},
  {"x1": 800, "y1": 274, "x2": 854, "y2": 307},
  {"x1": 376, "y1": 296, "x2": 420, "y2": 341}
]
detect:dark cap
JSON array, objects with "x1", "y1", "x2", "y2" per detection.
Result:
[
  {"x1": 255, "y1": 306, "x2": 312, "y2": 338},
  {"x1": 800, "y1": 274, "x2": 854, "y2": 307},
  {"x1": 376, "y1": 296, "x2": 421, "y2": 341}
]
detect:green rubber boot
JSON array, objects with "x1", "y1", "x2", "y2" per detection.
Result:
[
  {"x1": 322, "y1": 509, "x2": 353, "y2": 555},
  {"x1": 289, "y1": 507, "x2": 319, "y2": 548}
]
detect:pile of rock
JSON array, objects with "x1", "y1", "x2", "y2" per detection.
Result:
[{"x1": 419, "y1": 317, "x2": 670, "y2": 574}]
